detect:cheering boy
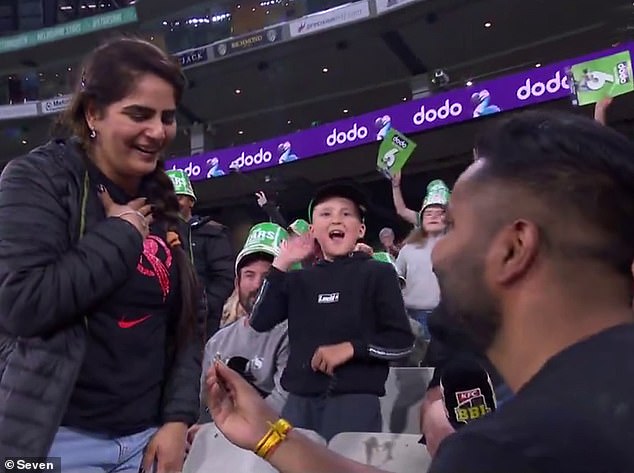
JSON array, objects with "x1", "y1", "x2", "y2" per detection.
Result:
[{"x1": 250, "y1": 183, "x2": 414, "y2": 440}]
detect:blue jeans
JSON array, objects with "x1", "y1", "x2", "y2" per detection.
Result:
[
  {"x1": 282, "y1": 393, "x2": 382, "y2": 441},
  {"x1": 48, "y1": 425, "x2": 157, "y2": 473},
  {"x1": 406, "y1": 308, "x2": 432, "y2": 341}
]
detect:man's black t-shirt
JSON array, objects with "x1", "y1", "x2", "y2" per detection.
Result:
[{"x1": 430, "y1": 324, "x2": 634, "y2": 473}]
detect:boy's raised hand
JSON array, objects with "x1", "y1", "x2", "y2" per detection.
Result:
[
  {"x1": 273, "y1": 234, "x2": 314, "y2": 271},
  {"x1": 354, "y1": 243, "x2": 374, "y2": 256}
]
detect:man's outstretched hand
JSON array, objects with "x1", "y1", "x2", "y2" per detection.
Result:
[{"x1": 205, "y1": 360, "x2": 277, "y2": 451}]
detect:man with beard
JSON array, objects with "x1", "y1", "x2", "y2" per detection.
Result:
[
  {"x1": 198, "y1": 223, "x2": 290, "y2": 424},
  {"x1": 424, "y1": 111, "x2": 633, "y2": 472},
  {"x1": 201, "y1": 111, "x2": 634, "y2": 473},
  {"x1": 418, "y1": 300, "x2": 514, "y2": 457}
]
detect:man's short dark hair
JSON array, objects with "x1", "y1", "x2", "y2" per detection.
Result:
[
  {"x1": 474, "y1": 110, "x2": 634, "y2": 274},
  {"x1": 237, "y1": 252, "x2": 274, "y2": 278}
]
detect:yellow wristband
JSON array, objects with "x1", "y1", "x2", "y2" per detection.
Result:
[
  {"x1": 254, "y1": 418, "x2": 293, "y2": 458},
  {"x1": 254, "y1": 432, "x2": 271, "y2": 456},
  {"x1": 258, "y1": 433, "x2": 281, "y2": 459},
  {"x1": 271, "y1": 418, "x2": 293, "y2": 437}
]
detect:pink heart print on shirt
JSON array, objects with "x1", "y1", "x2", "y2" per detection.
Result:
[{"x1": 137, "y1": 235, "x2": 172, "y2": 301}]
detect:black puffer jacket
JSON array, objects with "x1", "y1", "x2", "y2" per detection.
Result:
[
  {"x1": 189, "y1": 216, "x2": 234, "y2": 338},
  {"x1": 0, "y1": 139, "x2": 205, "y2": 457}
]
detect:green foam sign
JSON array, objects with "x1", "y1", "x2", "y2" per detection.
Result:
[
  {"x1": 289, "y1": 219, "x2": 310, "y2": 236},
  {"x1": 376, "y1": 128, "x2": 417, "y2": 179},
  {"x1": 569, "y1": 51, "x2": 634, "y2": 106}
]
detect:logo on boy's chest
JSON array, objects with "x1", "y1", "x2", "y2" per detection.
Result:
[{"x1": 317, "y1": 292, "x2": 340, "y2": 304}]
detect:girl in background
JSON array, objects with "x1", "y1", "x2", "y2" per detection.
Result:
[{"x1": 395, "y1": 179, "x2": 450, "y2": 339}]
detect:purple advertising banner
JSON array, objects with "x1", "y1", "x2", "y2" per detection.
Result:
[{"x1": 166, "y1": 42, "x2": 634, "y2": 182}]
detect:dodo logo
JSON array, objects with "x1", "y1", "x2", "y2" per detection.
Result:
[
  {"x1": 229, "y1": 148, "x2": 273, "y2": 170},
  {"x1": 169, "y1": 162, "x2": 202, "y2": 177},
  {"x1": 326, "y1": 124, "x2": 369, "y2": 147},
  {"x1": 516, "y1": 70, "x2": 569, "y2": 101},
  {"x1": 412, "y1": 99, "x2": 463, "y2": 126}
]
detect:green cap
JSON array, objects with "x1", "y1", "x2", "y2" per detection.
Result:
[
  {"x1": 235, "y1": 222, "x2": 288, "y2": 275},
  {"x1": 422, "y1": 179, "x2": 450, "y2": 211},
  {"x1": 289, "y1": 219, "x2": 310, "y2": 236},
  {"x1": 372, "y1": 251, "x2": 406, "y2": 287},
  {"x1": 166, "y1": 169, "x2": 196, "y2": 202}
]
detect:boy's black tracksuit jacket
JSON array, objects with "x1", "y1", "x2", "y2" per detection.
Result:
[{"x1": 249, "y1": 252, "x2": 414, "y2": 397}]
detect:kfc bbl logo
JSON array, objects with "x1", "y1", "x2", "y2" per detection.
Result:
[{"x1": 454, "y1": 388, "x2": 492, "y2": 423}]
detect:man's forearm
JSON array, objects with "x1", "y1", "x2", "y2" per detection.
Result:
[
  {"x1": 420, "y1": 385, "x2": 443, "y2": 433},
  {"x1": 267, "y1": 430, "x2": 389, "y2": 473},
  {"x1": 424, "y1": 386, "x2": 443, "y2": 406},
  {"x1": 420, "y1": 386, "x2": 442, "y2": 414}
]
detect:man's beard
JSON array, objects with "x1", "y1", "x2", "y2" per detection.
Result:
[
  {"x1": 238, "y1": 289, "x2": 259, "y2": 315},
  {"x1": 435, "y1": 255, "x2": 502, "y2": 354}
]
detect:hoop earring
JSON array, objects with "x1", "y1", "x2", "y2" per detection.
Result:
[{"x1": 89, "y1": 128, "x2": 96, "y2": 139}]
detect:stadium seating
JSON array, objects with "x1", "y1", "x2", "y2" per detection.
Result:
[
  {"x1": 184, "y1": 367, "x2": 435, "y2": 472},
  {"x1": 183, "y1": 423, "x2": 326, "y2": 473},
  {"x1": 329, "y1": 432, "x2": 432, "y2": 473},
  {"x1": 380, "y1": 367, "x2": 434, "y2": 434}
]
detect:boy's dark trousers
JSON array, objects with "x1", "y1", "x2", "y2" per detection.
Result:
[{"x1": 281, "y1": 393, "x2": 382, "y2": 441}]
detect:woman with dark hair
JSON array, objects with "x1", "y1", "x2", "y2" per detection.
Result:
[{"x1": 0, "y1": 37, "x2": 205, "y2": 472}]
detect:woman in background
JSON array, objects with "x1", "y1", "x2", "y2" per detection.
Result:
[
  {"x1": 0, "y1": 38, "x2": 204, "y2": 473},
  {"x1": 394, "y1": 179, "x2": 450, "y2": 340}
]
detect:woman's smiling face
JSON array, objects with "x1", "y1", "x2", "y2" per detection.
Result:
[{"x1": 86, "y1": 73, "x2": 177, "y2": 181}]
